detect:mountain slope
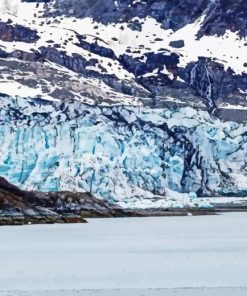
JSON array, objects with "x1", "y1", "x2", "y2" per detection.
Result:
[{"x1": 0, "y1": 0, "x2": 246, "y2": 114}]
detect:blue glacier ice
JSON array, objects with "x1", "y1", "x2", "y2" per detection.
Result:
[{"x1": 0, "y1": 96, "x2": 246, "y2": 208}]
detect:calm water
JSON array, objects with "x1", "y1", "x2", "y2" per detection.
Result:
[{"x1": 0, "y1": 213, "x2": 247, "y2": 295}]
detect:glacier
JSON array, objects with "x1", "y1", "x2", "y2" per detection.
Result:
[{"x1": 0, "y1": 95, "x2": 246, "y2": 208}]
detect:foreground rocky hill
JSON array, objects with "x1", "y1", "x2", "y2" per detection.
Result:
[{"x1": 0, "y1": 176, "x2": 129, "y2": 225}]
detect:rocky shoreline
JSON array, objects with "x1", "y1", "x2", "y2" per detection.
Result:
[{"x1": 0, "y1": 209, "x2": 217, "y2": 226}]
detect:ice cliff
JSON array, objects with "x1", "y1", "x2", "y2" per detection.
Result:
[{"x1": 0, "y1": 96, "x2": 246, "y2": 208}]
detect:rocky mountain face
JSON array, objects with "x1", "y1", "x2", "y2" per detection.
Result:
[
  {"x1": 0, "y1": 0, "x2": 246, "y2": 209},
  {"x1": 0, "y1": 0, "x2": 246, "y2": 110}
]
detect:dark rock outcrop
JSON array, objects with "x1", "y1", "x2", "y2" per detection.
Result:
[
  {"x1": 0, "y1": 22, "x2": 39, "y2": 43},
  {"x1": 169, "y1": 40, "x2": 185, "y2": 48},
  {"x1": 0, "y1": 177, "x2": 126, "y2": 225}
]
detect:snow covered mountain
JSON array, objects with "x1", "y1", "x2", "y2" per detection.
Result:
[
  {"x1": 0, "y1": 0, "x2": 246, "y2": 111},
  {"x1": 0, "y1": 0, "x2": 246, "y2": 208}
]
